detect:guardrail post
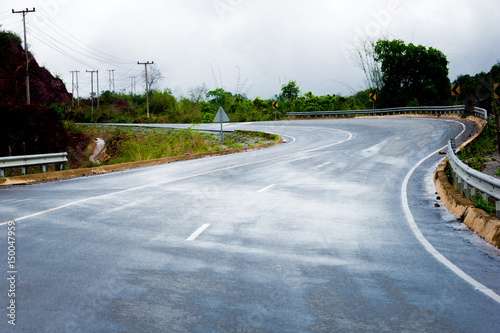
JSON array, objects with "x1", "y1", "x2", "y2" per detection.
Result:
[
  {"x1": 450, "y1": 138, "x2": 456, "y2": 152},
  {"x1": 0, "y1": 169, "x2": 3, "y2": 178},
  {"x1": 464, "y1": 183, "x2": 470, "y2": 199},
  {"x1": 21, "y1": 166, "x2": 26, "y2": 175},
  {"x1": 41, "y1": 164, "x2": 46, "y2": 173},
  {"x1": 496, "y1": 201, "x2": 500, "y2": 219}
]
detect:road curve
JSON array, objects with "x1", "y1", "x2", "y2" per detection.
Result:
[{"x1": 1, "y1": 118, "x2": 499, "y2": 332}]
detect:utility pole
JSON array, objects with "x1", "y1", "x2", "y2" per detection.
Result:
[
  {"x1": 12, "y1": 7, "x2": 35, "y2": 105},
  {"x1": 70, "y1": 70, "x2": 80, "y2": 107},
  {"x1": 137, "y1": 61, "x2": 154, "y2": 118},
  {"x1": 108, "y1": 69, "x2": 115, "y2": 92},
  {"x1": 86, "y1": 70, "x2": 98, "y2": 115},
  {"x1": 96, "y1": 70, "x2": 100, "y2": 109},
  {"x1": 130, "y1": 76, "x2": 136, "y2": 94}
]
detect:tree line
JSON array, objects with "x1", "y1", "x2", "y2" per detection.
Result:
[
  {"x1": 72, "y1": 37, "x2": 497, "y2": 124},
  {"x1": 68, "y1": 82, "x2": 372, "y2": 124},
  {"x1": 3, "y1": 26, "x2": 498, "y2": 123}
]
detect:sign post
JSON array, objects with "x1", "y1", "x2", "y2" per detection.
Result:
[
  {"x1": 369, "y1": 93, "x2": 376, "y2": 109},
  {"x1": 273, "y1": 102, "x2": 279, "y2": 121},
  {"x1": 451, "y1": 84, "x2": 460, "y2": 104},
  {"x1": 213, "y1": 107, "x2": 230, "y2": 149}
]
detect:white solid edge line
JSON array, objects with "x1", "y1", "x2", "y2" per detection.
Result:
[
  {"x1": 1, "y1": 128, "x2": 351, "y2": 227},
  {"x1": 186, "y1": 224, "x2": 211, "y2": 241},
  {"x1": 401, "y1": 121, "x2": 500, "y2": 304}
]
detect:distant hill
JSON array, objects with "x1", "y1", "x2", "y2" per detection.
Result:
[{"x1": 0, "y1": 31, "x2": 72, "y2": 106}]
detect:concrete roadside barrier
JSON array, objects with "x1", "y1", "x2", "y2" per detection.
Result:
[
  {"x1": 435, "y1": 158, "x2": 500, "y2": 248},
  {"x1": 434, "y1": 116, "x2": 500, "y2": 248}
]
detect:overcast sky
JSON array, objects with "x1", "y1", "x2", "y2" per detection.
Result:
[{"x1": 1, "y1": 0, "x2": 498, "y2": 100}]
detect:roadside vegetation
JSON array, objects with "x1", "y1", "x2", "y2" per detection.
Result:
[
  {"x1": 0, "y1": 117, "x2": 278, "y2": 177},
  {"x1": 63, "y1": 83, "x2": 371, "y2": 124},
  {"x1": 66, "y1": 124, "x2": 277, "y2": 168},
  {"x1": 451, "y1": 102, "x2": 500, "y2": 216},
  {"x1": 454, "y1": 62, "x2": 500, "y2": 171},
  {"x1": 458, "y1": 130, "x2": 498, "y2": 172}
]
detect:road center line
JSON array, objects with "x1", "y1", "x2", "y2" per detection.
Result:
[
  {"x1": 401, "y1": 121, "x2": 500, "y2": 304},
  {"x1": 258, "y1": 184, "x2": 276, "y2": 192},
  {"x1": 186, "y1": 224, "x2": 210, "y2": 241},
  {"x1": 0, "y1": 127, "x2": 352, "y2": 227}
]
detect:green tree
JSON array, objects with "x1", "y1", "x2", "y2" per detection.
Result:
[
  {"x1": 0, "y1": 30, "x2": 22, "y2": 46},
  {"x1": 149, "y1": 90, "x2": 176, "y2": 114},
  {"x1": 280, "y1": 81, "x2": 300, "y2": 101},
  {"x1": 374, "y1": 39, "x2": 450, "y2": 107},
  {"x1": 206, "y1": 88, "x2": 233, "y2": 111}
]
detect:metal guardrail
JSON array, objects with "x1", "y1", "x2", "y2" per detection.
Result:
[
  {"x1": 0, "y1": 152, "x2": 68, "y2": 177},
  {"x1": 447, "y1": 139, "x2": 500, "y2": 218},
  {"x1": 472, "y1": 106, "x2": 488, "y2": 122},
  {"x1": 286, "y1": 105, "x2": 488, "y2": 121}
]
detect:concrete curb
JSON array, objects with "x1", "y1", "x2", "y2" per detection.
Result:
[
  {"x1": 0, "y1": 133, "x2": 283, "y2": 186},
  {"x1": 434, "y1": 159, "x2": 500, "y2": 248},
  {"x1": 433, "y1": 116, "x2": 500, "y2": 248}
]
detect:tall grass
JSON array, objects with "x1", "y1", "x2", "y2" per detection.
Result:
[
  {"x1": 65, "y1": 125, "x2": 276, "y2": 168},
  {"x1": 109, "y1": 128, "x2": 212, "y2": 164}
]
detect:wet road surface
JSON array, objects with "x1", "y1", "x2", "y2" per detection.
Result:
[{"x1": 1, "y1": 117, "x2": 499, "y2": 332}]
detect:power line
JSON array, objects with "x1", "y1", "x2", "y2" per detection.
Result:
[
  {"x1": 27, "y1": 24, "x2": 99, "y2": 70},
  {"x1": 27, "y1": 23, "x2": 129, "y2": 70},
  {"x1": 35, "y1": 9, "x2": 135, "y2": 64},
  {"x1": 8, "y1": 9, "x2": 156, "y2": 99}
]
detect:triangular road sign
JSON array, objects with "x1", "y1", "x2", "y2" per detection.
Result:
[{"x1": 213, "y1": 107, "x2": 230, "y2": 123}]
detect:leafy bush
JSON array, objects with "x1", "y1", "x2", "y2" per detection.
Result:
[
  {"x1": 0, "y1": 105, "x2": 69, "y2": 156},
  {"x1": 473, "y1": 193, "x2": 496, "y2": 216},
  {"x1": 0, "y1": 31, "x2": 22, "y2": 46}
]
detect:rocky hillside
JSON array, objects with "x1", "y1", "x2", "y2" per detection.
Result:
[{"x1": 0, "y1": 31, "x2": 72, "y2": 106}]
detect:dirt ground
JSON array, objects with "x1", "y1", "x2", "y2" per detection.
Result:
[{"x1": 482, "y1": 152, "x2": 500, "y2": 179}]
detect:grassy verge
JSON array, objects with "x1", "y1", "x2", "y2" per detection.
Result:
[
  {"x1": 458, "y1": 129, "x2": 498, "y2": 171},
  {"x1": 3, "y1": 124, "x2": 279, "y2": 178},
  {"x1": 65, "y1": 124, "x2": 278, "y2": 168}
]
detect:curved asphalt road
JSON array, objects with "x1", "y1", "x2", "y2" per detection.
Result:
[{"x1": 0, "y1": 117, "x2": 499, "y2": 332}]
